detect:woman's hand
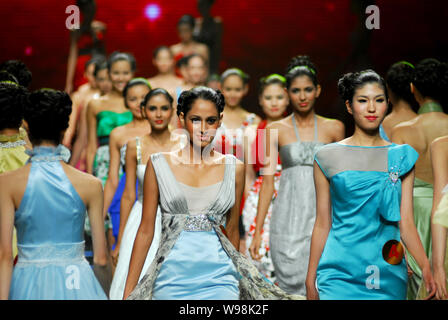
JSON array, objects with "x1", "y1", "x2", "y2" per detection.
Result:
[
  {"x1": 422, "y1": 263, "x2": 437, "y2": 300},
  {"x1": 433, "y1": 265, "x2": 447, "y2": 300},
  {"x1": 111, "y1": 246, "x2": 120, "y2": 267},
  {"x1": 249, "y1": 231, "x2": 262, "y2": 261},
  {"x1": 306, "y1": 280, "x2": 319, "y2": 300}
]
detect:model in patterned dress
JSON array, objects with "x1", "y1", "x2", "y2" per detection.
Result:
[{"x1": 242, "y1": 74, "x2": 289, "y2": 283}]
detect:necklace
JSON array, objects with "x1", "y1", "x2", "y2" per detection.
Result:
[{"x1": 418, "y1": 102, "x2": 443, "y2": 114}]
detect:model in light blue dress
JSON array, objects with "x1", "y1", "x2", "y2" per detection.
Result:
[
  {"x1": 127, "y1": 153, "x2": 301, "y2": 300},
  {"x1": 314, "y1": 142, "x2": 418, "y2": 300},
  {"x1": 9, "y1": 145, "x2": 107, "y2": 300}
]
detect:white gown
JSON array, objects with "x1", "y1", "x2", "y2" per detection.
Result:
[{"x1": 109, "y1": 138, "x2": 162, "y2": 300}]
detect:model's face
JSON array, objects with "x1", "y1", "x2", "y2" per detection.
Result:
[
  {"x1": 109, "y1": 60, "x2": 134, "y2": 93},
  {"x1": 126, "y1": 84, "x2": 150, "y2": 119},
  {"x1": 95, "y1": 69, "x2": 112, "y2": 95},
  {"x1": 347, "y1": 82, "x2": 388, "y2": 132},
  {"x1": 178, "y1": 23, "x2": 193, "y2": 42},
  {"x1": 186, "y1": 57, "x2": 207, "y2": 85},
  {"x1": 154, "y1": 49, "x2": 174, "y2": 74},
  {"x1": 142, "y1": 94, "x2": 173, "y2": 131},
  {"x1": 221, "y1": 75, "x2": 247, "y2": 108},
  {"x1": 288, "y1": 75, "x2": 320, "y2": 113},
  {"x1": 85, "y1": 63, "x2": 97, "y2": 88},
  {"x1": 259, "y1": 83, "x2": 289, "y2": 120},
  {"x1": 180, "y1": 98, "x2": 221, "y2": 149}
]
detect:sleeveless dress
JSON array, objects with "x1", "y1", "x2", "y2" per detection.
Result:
[
  {"x1": 93, "y1": 110, "x2": 133, "y2": 185},
  {"x1": 127, "y1": 153, "x2": 303, "y2": 300},
  {"x1": 379, "y1": 124, "x2": 390, "y2": 142},
  {"x1": 270, "y1": 115, "x2": 324, "y2": 295},
  {"x1": 242, "y1": 120, "x2": 281, "y2": 283},
  {"x1": 9, "y1": 145, "x2": 107, "y2": 300},
  {"x1": 314, "y1": 143, "x2": 419, "y2": 300},
  {"x1": 108, "y1": 143, "x2": 138, "y2": 247},
  {"x1": 0, "y1": 128, "x2": 29, "y2": 261},
  {"x1": 214, "y1": 113, "x2": 257, "y2": 236},
  {"x1": 109, "y1": 138, "x2": 162, "y2": 300},
  {"x1": 85, "y1": 110, "x2": 133, "y2": 240}
]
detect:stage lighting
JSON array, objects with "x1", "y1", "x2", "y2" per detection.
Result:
[{"x1": 144, "y1": 4, "x2": 161, "y2": 21}]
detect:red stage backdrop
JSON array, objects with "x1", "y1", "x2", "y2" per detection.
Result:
[{"x1": 0, "y1": 0, "x2": 446, "y2": 133}]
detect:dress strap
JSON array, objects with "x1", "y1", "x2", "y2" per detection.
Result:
[
  {"x1": 136, "y1": 137, "x2": 142, "y2": 165},
  {"x1": 291, "y1": 115, "x2": 301, "y2": 141},
  {"x1": 313, "y1": 114, "x2": 318, "y2": 141}
]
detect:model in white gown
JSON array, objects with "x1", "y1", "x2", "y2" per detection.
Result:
[{"x1": 109, "y1": 137, "x2": 162, "y2": 300}]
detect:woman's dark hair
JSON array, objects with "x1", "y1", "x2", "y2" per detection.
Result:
[
  {"x1": 185, "y1": 53, "x2": 208, "y2": 66},
  {"x1": 0, "y1": 70, "x2": 19, "y2": 84},
  {"x1": 177, "y1": 86, "x2": 225, "y2": 117},
  {"x1": 220, "y1": 68, "x2": 250, "y2": 85},
  {"x1": 337, "y1": 69, "x2": 388, "y2": 104},
  {"x1": 23, "y1": 89, "x2": 72, "y2": 145},
  {"x1": 177, "y1": 14, "x2": 195, "y2": 29},
  {"x1": 0, "y1": 59, "x2": 32, "y2": 88},
  {"x1": 107, "y1": 51, "x2": 137, "y2": 72},
  {"x1": 93, "y1": 59, "x2": 108, "y2": 77},
  {"x1": 141, "y1": 88, "x2": 174, "y2": 110},
  {"x1": 386, "y1": 61, "x2": 419, "y2": 112},
  {"x1": 85, "y1": 54, "x2": 105, "y2": 71},
  {"x1": 412, "y1": 58, "x2": 448, "y2": 103},
  {"x1": 153, "y1": 46, "x2": 172, "y2": 59},
  {"x1": 0, "y1": 82, "x2": 28, "y2": 131},
  {"x1": 122, "y1": 78, "x2": 152, "y2": 108},
  {"x1": 285, "y1": 55, "x2": 318, "y2": 89},
  {"x1": 258, "y1": 73, "x2": 286, "y2": 96}
]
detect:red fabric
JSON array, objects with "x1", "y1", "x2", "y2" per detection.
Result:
[{"x1": 73, "y1": 54, "x2": 91, "y2": 91}]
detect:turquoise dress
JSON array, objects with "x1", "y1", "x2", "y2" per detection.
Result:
[
  {"x1": 379, "y1": 124, "x2": 390, "y2": 142},
  {"x1": 9, "y1": 145, "x2": 107, "y2": 300},
  {"x1": 314, "y1": 143, "x2": 418, "y2": 300}
]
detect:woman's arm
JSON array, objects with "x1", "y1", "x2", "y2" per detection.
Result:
[
  {"x1": 69, "y1": 100, "x2": 89, "y2": 167},
  {"x1": 226, "y1": 160, "x2": 245, "y2": 250},
  {"x1": 249, "y1": 124, "x2": 277, "y2": 260},
  {"x1": 65, "y1": 32, "x2": 78, "y2": 94},
  {"x1": 86, "y1": 100, "x2": 98, "y2": 174},
  {"x1": 111, "y1": 141, "x2": 138, "y2": 265},
  {"x1": 0, "y1": 176, "x2": 15, "y2": 300},
  {"x1": 399, "y1": 168, "x2": 436, "y2": 299},
  {"x1": 63, "y1": 91, "x2": 82, "y2": 149},
  {"x1": 102, "y1": 128, "x2": 122, "y2": 219},
  {"x1": 430, "y1": 138, "x2": 448, "y2": 299},
  {"x1": 305, "y1": 161, "x2": 332, "y2": 300},
  {"x1": 123, "y1": 157, "x2": 159, "y2": 299},
  {"x1": 86, "y1": 177, "x2": 112, "y2": 294}
]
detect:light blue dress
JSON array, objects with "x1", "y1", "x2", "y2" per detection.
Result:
[
  {"x1": 127, "y1": 153, "x2": 301, "y2": 300},
  {"x1": 9, "y1": 145, "x2": 107, "y2": 300},
  {"x1": 314, "y1": 143, "x2": 418, "y2": 300}
]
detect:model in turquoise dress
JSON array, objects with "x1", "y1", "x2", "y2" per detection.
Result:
[{"x1": 313, "y1": 142, "x2": 418, "y2": 299}]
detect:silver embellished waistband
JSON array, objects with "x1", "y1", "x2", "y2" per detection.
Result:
[{"x1": 184, "y1": 214, "x2": 213, "y2": 232}]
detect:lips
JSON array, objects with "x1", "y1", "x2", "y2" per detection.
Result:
[
  {"x1": 365, "y1": 116, "x2": 378, "y2": 121},
  {"x1": 299, "y1": 102, "x2": 308, "y2": 107},
  {"x1": 155, "y1": 120, "x2": 163, "y2": 124}
]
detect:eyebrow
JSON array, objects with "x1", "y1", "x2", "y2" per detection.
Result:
[{"x1": 357, "y1": 94, "x2": 385, "y2": 98}]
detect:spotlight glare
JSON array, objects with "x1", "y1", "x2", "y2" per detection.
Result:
[{"x1": 144, "y1": 4, "x2": 161, "y2": 21}]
